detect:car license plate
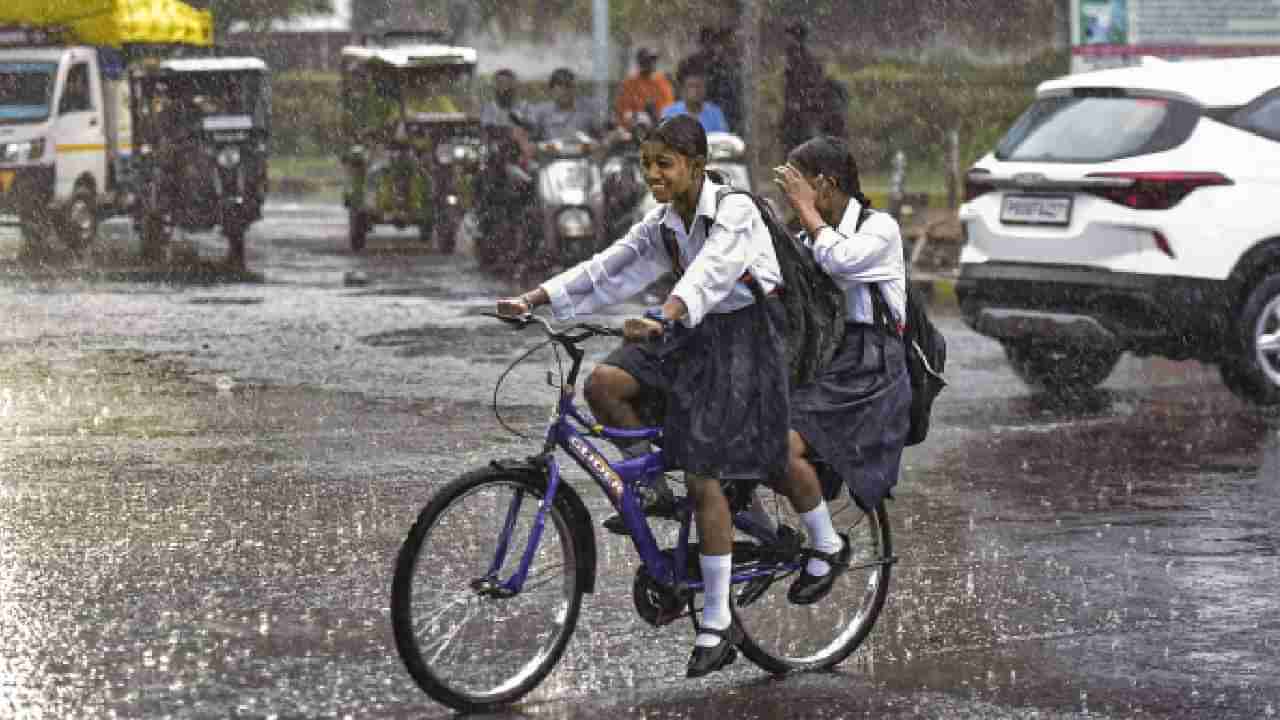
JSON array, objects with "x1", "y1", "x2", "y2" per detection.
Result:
[{"x1": 1000, "y1": 194, "x2": 1072, "y2": 226}]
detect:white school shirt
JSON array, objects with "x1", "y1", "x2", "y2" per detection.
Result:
[
  {"x1": 801, "y1": 199, "x2": 907, "y2": 325},
  {"x1": 540, "y1": 177, "x2": 782, "y2": 327}
]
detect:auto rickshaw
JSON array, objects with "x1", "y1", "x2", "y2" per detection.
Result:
[
  {"x1": 339, "y1": 33, "x2": 482, "y2": 253},
  {"x1": 129, "y1": 56, "x2": 271, "y2": 269}
]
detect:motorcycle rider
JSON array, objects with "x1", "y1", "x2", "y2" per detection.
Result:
[
  {"x1": 661, "y1": 63, "x2": 729, "y2": 134},
  {"x1": 528, "y1": 68, "x2": 605, "y2": 142},
  {"x1": 480, "y1": 68, "x2": 534, "y2": 130},
  {"x1": 614, "y1": 48, "x2": 674, "y2": 131}
]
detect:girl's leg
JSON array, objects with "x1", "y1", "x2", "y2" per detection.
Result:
[
  {"x1": 688, "y1": 472, "x2": 733, "y2": 644},
  {"x1": 584, "y1": 365, "x2": 646, "y2": 430},
  {"x1": 778, "y1": 431, "x2": 842, "y2": 576},
  {"x1": 587, "y1": 365, "x2": 675, "y2": 532}
]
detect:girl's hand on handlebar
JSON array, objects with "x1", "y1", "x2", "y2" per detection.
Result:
[
  {"x1": 496, "y1": 297, "x2": 530, "y2": 317},
  {"x1": 624, "y1": 317, "x2": 665, "y2": 342}
]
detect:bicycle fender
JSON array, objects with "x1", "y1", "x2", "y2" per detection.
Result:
[{"x1": 490, "y1": 458, "x2": 598, "y2": 594}]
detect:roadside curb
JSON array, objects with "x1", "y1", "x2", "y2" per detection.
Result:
[{"x1": 911, "y1": 270, "x2": 958, "y2": 311}]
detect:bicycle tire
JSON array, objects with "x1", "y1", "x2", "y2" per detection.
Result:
[
  {"x1": 732, "y1": 500, "x2": 893, "y2": 674},
  {"x1": 391, "y1": 467, "x2": 585, "y2": 712}
]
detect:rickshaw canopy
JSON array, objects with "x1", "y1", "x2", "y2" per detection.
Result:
[
  {"x1": 158, "y1": 57, "x2": 269, "y2": 74},
  {"x1": 0, "y1": 0, "x2": 213, "y2": 48},
  {"x1": 340, "y1": 44, "x2": 478, "y2": 70}
]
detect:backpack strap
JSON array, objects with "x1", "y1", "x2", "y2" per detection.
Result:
[
  {"x1": 856, "y1": 206, "x2": 905, "y2": 337},
  {"x1": 663, "y1": 185, "x2": 768, "y2": 296}
]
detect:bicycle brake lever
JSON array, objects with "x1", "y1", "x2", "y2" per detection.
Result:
[{"x1": 484, "y1": 311, "x2": 534, "y2": 328}]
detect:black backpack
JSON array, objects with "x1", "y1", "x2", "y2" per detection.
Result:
[
  {"x1": 660, "y1": 184, "x2": 848, "y2": 387},
  {"x1": 861, "y1": 208, "x2": 947, "y2": 446}
]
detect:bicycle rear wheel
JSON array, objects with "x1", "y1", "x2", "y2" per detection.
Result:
[
  {"x1": 733, "y1": 499, "x2": 893, "y2": 674},
  {"x1": 391, "y1": 467, "x2": 584, "y2": 712}
]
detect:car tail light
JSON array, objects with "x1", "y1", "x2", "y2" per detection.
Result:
[
  {"x1": 963, "y1": 170, "x2": 995, "y2": 202},
  {"x1": 1083, "y1": 171, "x2": 1232, "y2": 210}
]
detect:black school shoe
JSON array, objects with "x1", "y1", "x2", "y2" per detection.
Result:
[
  {"x1": 786, "y1": 533, "x2": 851, "y2": 605},
  {"x1": 686, "y1": 622, "x2": 743, "y2": 678},
  {"x1": 602, "y1": 488, "x2": 680, "y2": 535}
]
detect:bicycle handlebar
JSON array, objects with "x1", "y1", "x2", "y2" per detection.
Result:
[{"x1": 485, "y1": 312, "x2": 624, "y2": 344}]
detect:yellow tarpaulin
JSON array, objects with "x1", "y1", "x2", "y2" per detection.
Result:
[{"x1": 0, "y1": 0, "x2": 212, "y2": 47}]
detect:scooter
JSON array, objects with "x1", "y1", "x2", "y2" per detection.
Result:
[{"x1": 531, "y1": 131, "x2": 606, "y2": 267}]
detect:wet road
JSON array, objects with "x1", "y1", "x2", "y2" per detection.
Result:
[{"x1": 0, "y1": 202, "x2": 1277, "y2": 718}]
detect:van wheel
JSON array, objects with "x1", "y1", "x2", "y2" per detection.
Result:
[
  {"x1": 61, "y1": 187, "x2": 98, "y2": 251},
  {"x1": 1003, "y1": 342, "x2": 1121, "y2": 394},
  {"x1": 1226, "y1": 274, "x2": 1280, "y2": 405}
]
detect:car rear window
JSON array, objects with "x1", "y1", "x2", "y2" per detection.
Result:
[{"x1": 994, "y1": 93, "x2": 1200, "y2": 163}]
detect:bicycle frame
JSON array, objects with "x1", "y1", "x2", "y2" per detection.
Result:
[{"x1": 483, "y1": 317, "x2": 801, "y2": 597}]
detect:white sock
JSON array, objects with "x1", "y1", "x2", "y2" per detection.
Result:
[
  {"x1": 800, "y1": 501, "x2": 842, "y2": 577},
  {"x1": 742, "y1": 491, "x2": 778, "y2": 534},
  {"x1": 697, "y1": 553, "x2": 732, "y2": 648}
]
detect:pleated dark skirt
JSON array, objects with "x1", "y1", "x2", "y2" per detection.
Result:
[
  {"x1": 791, "y1": 324, "x2": 912, "y2": 511},
  {"x1": 602, "y1": 298, "x2": 790, "y2": 481}
]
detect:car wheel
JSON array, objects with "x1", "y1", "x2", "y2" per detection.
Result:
[
  {"x1": 1003, "y1": 341, "x2": 1121, "y2": 394},
  {"x1": 1218, "y1": 359, "x2": 1255, "y2": 401},
  {"x1": 1228, "y1": 274, "x2": 1280, "y2": 405}
]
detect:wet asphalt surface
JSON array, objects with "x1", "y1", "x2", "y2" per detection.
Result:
[{"x1": 0, "y1": 202, "x2": 1277, "y2": 719}]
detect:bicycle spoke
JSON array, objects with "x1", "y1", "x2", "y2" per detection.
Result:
[
  {"x1": 733, "y1": 502, "x2": 893, "y2": 672},
  {"x1": 392, "y1": 472, "x2": 584, "y2": 712}
]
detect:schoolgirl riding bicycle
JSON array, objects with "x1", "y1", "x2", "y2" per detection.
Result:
[{"x1": 497, "y1": 114, "x2": 845, "y2": 678}]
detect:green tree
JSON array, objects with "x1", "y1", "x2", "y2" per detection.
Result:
[{"x1": 189, "y1": 0, "x2": 333, "y2": 39}]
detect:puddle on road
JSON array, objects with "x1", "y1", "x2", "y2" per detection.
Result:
[{"x1": 869, "y1": 381, "x2": 1280, "y2": 718}]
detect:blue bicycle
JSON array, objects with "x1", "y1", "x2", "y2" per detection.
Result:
[{"x1": 390, "y1": 313, "x2": 895, "y2": 712}]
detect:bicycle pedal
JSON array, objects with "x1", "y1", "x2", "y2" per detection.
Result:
[{"x1": 736, "y1": 576, "x2": 775, "y2": 607}]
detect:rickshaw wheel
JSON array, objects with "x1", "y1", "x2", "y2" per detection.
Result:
[
  {"x1": 437, "y1": 214, "x2": 459, "y2": 255},
  {"x1": 417, "y1": 217, "x2": 434, "y2": 248},
  {"x1": 140, "y1": 216, "x2": 168, "y2": 264},
  {"x1": 350, "y1": 210, "x2": 369, "y2": 252},
  {"x1": 226, "y1": 227, "x2": 247, "y2": 271}
]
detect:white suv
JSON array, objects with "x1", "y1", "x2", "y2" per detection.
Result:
[{"x1": 957, "y1": 55, "x2": 1280, "y2": 404}]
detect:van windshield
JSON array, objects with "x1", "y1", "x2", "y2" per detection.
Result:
[
  {"x1": 994, "y1": 94, "x2": 1200, "y2": 162},
  {"x1": 0, "y1": 62, "x2": 56, "y2": 124}
]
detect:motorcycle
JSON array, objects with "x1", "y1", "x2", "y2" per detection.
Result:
[
  {"x1": 601, "y1": 111, "x2": 654, "y2": 246},
  {"x1": 474, "y1": 126, "x2": 605, "y2": 271}
]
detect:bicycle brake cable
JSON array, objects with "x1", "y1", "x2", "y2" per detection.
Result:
[{"x1": 493, "y1": 338, "x2": 555, "y2": 440}]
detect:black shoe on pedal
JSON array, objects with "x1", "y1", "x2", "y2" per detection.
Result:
[
  {"x1": 787, "y1": 533, "x2": 851, "y2": 605},
  {"x1": 603, "y1": 489, "x2": 679, "y2": 535},
  {"x1": 686, "y1": 623, "x2": 742, "y2": 678}
]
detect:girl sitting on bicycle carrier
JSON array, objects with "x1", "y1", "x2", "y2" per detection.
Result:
[
  {"x1": 497, "y1": 114, "x2": 845, "y2": 678},
  {"x1": 772, "y1": 136, "x2": 912, "y2": 558}
]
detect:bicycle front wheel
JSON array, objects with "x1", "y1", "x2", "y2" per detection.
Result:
[
  {"x1": 391, "y1": 467, "x2": 585, "y2": 712},
  {"x1": 734, "y1": 500, "x2": 893, "y2": 674}
]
